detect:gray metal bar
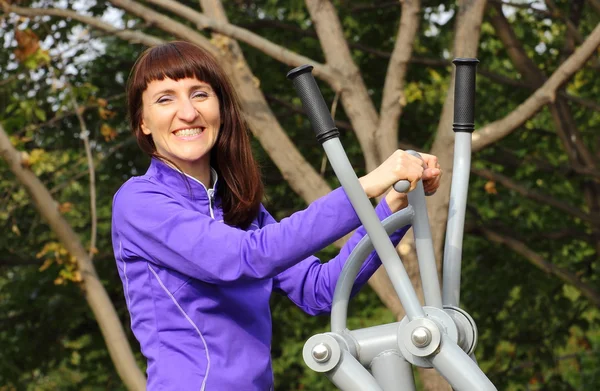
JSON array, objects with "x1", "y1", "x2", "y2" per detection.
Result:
[
  {"x1": 442, "y1": 132, "x2": 472, "y2": 307},
  {"x1": 371, "y1": 351, "x2": 416, "y2": 391},
  {"x1": 323, "y1": 138, "x2": 425, "y2": 320},
  {"x1": 429, "y1": 334, "x2": 497, "y2": 390},
  {"x1": 327, "y1": 349, "x2": 384, "y2": 391},
  {"x1": 331, "y1": 207, "x2": 415, "y2": 332},
  {"x1": 407, "y1": 179, "x2": 443, "y2": 308},
  {"x1": 348, "y1": 323, "x2": 400, "y2": 366}
]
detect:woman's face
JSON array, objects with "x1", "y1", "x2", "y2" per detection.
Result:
[{"x1": 140, "y1": 77, "x2": 221, "y2": 175}]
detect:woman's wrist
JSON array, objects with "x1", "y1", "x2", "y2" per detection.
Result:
[
  {"x1": 385, "y1": 191, "x2": 408, "y2": 212},
  {"x1": 358, "y1": 175, "x2": 375, "y2": 198}
]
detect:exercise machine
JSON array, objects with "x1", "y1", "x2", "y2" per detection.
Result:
[{"x1": 287, "y1": 58, "x2": 496, "y2": 390}]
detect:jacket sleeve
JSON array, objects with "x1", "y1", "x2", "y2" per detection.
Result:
[
  {"x1": 270, "y1": 198, "x2": 410, "y2": 315},
  {"x1": 112, "y1": 178, "x2": 362, "y2": 284}
]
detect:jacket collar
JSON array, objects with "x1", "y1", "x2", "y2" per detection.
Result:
[{"x1": 146, "y1": 157, "x2": 219, "y2": 200}]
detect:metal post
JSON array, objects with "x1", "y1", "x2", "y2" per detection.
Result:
[
  {"x1": 327, "y1": 350, "x2": 384, "y2": 391},
  {"x1": 407, "y1": 175, "x2": 443, "y2": 308},
  {"x1": 331, "y1": 207, "x2": 414, "y2": 332},
  {"x1": 287, "y1": 65, "x2": 425, "y2": 321},
  {"x1": 322, "y1": 140, "x2": 425, "y2": 320},
  {"x1": 429, "y1": 334, "x2": 496, "y2": 390},
  {"x1": 442, "y1": 58, "x2": 479, "y2": 307},
  {"x1": 371, "y1": 351, "x2": 416, "y2": 391}
]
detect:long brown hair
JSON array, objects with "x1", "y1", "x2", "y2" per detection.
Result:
[{"x1": 126, "y1": 41, "x2": 263, "y2": 229}]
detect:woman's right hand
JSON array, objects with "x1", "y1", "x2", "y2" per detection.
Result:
[{"x1": 358, "y1": 150, "x2": 425, "y2": 199}]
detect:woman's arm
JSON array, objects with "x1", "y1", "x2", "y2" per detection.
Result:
[
  {"x1": 112, "y1": 178, "x2": 362, "y2": 284},
  {"x1": 271, "y1": 198, "x2": 410, "y2": 315}
]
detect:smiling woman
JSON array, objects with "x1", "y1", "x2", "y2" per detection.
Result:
[
  {"x1": 112, "y1": 41, "x2": 441, "y2": 390},
  {"x1": 140, "y1": 77, "x2": 221, "y2": 186},
  {"x1": 126, "y1": 41, "x2": 263, "y2": 228}
]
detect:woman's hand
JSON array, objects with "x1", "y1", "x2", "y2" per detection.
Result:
[
  {"x1": 358, "y1": 150, "x2": 443, "y2": 213},
  {"x1": 383, "y1": 153, "x2": 442, "y2": 212},
  {"x1": 358, "y1": 150, "x2": 425, "y2": 198}
]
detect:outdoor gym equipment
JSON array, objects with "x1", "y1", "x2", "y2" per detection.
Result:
[{"x1": 287, "y1": 59, "x2": 497, "y2": 390}]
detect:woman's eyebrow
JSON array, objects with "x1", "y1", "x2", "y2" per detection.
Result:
[
  {"x1": 151, "y1": 89, "x2": 176, "y2": 99},
  {"x1": 151, "y1": 83, "x2": 212, "y2": 99},
  {"x1": 189, "y1": 83, "x2": 213, "y2": 91}
]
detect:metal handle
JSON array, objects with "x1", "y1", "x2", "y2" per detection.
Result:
[
  {"x1": 452, "y1": 58, "x2": 479, "y2": 133},
  {"x1": 286, "y1": 65, "x2": 340, "y2": 144},
  {"x1": 393, "y1": 151, "x2": 436, "y2": 196}
]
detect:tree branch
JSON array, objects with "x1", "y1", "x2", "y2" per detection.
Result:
[
  {"x1": 106, "y1": 0, "x2": 217, "y2": 55},
  {"x1": 141, "y1": 0, "x2": 337, "y2": 85},
  {"x1": 305, "y1": 0, "x2": 381, "y2": 170},
  {"x1": 544, "y1": 0, "x2": 584, "y2": 45},
  {"x1": 67, "y1": 86, "x2": 98, "y2": 261},
  {"x1": 588, "y1": 0, "x2": 600, "y2": 14},
  {"x1": 50, "y1": 137, "x2": 136, "y2": 195},
  {"x1": 471, "y1": 167, "x2": 600, "y2": 226},
  {"x1": 471, "y1": 23, "x2": 600, "y2": 151},
  {"x1": 481, "y1": 145, "x2": 600, "y2": 182},
  {"x1": 376, "y1": 0, "x2": 421, "y2": 160},
  {"x1": 489, "y1": 0, "x2": 552, "y2": 17},
  {"x1": 485, "y1": 2, "x2": 598, "y2": 167},
  {"x1": 14, "y1": 93, "x2": 126, "y2": 138},
  {"x1": 3, "y1": 4, "x2": 164, "y2": 47},
  {"x1": 475, "y1": 226, "x2": 600, "y2": 308},
  {"x1": 236, "y1": 18, "x2": 600, "y2": 112},
  {"x1": 0, "y1": 124, "x2": 145, "y2": 390},
  {"x1": 349, "y1": 1, "x2": 400, "y2": 12}
]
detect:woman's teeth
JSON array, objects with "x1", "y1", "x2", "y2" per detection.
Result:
[{"x1": 174, "y1": 128, "x2": 203, "y2": 136}]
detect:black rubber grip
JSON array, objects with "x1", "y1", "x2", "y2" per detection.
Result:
[
  {"x1": 286, "y1": 65, "x2": 340, "y2": 144},
  {"x1": 452, "y1": 58, "x2": 479, "y2": 133}
]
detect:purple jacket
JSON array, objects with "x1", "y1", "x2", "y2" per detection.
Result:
[{"x1": 111, "y1": 158, "x2": 408, "y2": 390}]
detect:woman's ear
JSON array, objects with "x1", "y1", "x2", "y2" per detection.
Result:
[{"x1": 140, "y1": 121, "x2": 151, "y2": 136}]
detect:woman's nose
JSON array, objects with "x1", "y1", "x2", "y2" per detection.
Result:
[{"x1": 177, "y1": 99, "x2": 199, "y2": 122}]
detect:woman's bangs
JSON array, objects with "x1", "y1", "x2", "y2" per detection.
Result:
[{"x1": 137, "y1": 44, "x2": 216, "y2": 89}]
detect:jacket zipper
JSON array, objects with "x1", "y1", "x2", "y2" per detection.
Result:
[
  {"x1": 207, "y1": 188, "x2": 215, "y2": 219},
  {"x1": 182, "y1": 172, "x2": 217, "y2": 220}
]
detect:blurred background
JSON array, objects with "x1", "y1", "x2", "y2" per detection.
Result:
[{"x1": 0, "y1": 0, "x2": 598, "y2": 389}]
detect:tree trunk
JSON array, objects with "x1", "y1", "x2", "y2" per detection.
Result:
[{"x1": 0, "y1": 125, "x2": 146, "y2": 391}]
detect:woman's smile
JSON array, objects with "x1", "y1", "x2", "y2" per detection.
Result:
[{"x1": 140, "y1": 77, "x2": 221, "y2": 182}]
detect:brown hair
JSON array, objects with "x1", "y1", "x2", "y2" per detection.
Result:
[{"x1": 126, "y1": 41, "x2": 263, "y2": 229}]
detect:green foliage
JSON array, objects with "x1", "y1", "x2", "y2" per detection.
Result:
[{"x1": 0, "y1": 0, "x2": 598, "y2": 390}]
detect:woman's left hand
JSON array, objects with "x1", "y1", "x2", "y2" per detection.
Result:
[{"x1": 384, "y1": 153, "x2": 443, "y2": 213}]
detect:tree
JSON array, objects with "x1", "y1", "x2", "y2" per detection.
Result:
[{"x1": 1, "y1": 0, "x2": 598, "y2": 389}]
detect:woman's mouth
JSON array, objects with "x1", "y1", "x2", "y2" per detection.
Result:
[{"x1": 173, "y1": 127, "x2": 204, "y2": 137}]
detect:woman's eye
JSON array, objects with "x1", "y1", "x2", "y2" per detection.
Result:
[
  {"x1": 192, "y1": 91, "x2": 209, "y2": 99},
  {"x1": 156, "y1": 96, "x2": 172, "y2": 104}
]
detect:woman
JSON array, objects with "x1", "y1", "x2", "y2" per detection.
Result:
[{"x1": 112, "y1": 41, "x2": 441, "y2": 390}]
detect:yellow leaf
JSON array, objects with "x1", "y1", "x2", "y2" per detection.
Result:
[
  {"x1": 484, "y1": 181, "x2": 497, "y2": 194},
  {"x1": 98, "y1": 107, "x2": 116, "y2": 120},
  {"x1": 54, "y1": 277, "x2": 64, "y2": 285},
  {"x1": 58, "y1": 202, "x2": 73, "y2": 214},
  {"x1": 403, "y1": 82, "x2": 423, "y2": 104},
  {"x1": 37, "y1": 242, "x2": 57, "y2": 258},
  {"x1": 27, "y1": 148, "x2": 45, "y2": 167},
  {"x1": 14, "y1": 29, "x2": 40, "y2": 62},
  {"x1": 428, "y1": 69, "x2": 442, "y2": 83},
  {"x1": 100, "y1": 123, "x2": 117, "y2": 141},
  {"x1": 97, "y1": 98, "x2": 108, "y2": 108},
  {"x1": 39, "y1": 258, "x2": 54, "y2": 272},
  {"x1": 11, "y1": 224, "x2": 21, "y2": 236}
]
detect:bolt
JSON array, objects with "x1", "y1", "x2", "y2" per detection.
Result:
[
  {"x1": 411, "y1": 327, "x2": 432, "y2": 348},
  {"x1": 311, "y1": 343, "x2": 331, "y2": 363}
]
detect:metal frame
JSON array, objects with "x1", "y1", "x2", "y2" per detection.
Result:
[{"x1": 287, "y1": 58, "x2": 496, "y2": 390}]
